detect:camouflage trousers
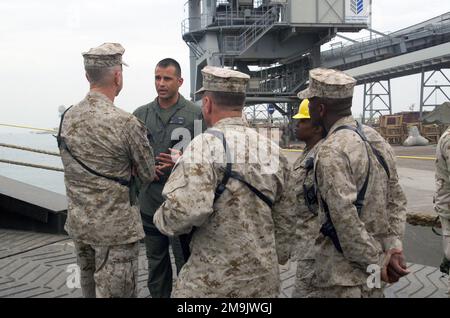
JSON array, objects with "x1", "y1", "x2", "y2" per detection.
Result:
[
  {"x1": 292, "y1": 259, "x2": 315, "y2": 298},
  {"x1": 440, "y1": 217, "x2": 450, "y2": 259},
  {"x1": 73, "y1": 240, "x2": 139, "y2": 298},
  {"x1": 447, "y1": 274, "x2": 450, "y2": 298},
  {"x1": 301, "y1": 284, "x2": 384, "y2": 298},
  {"x1": 294, "y1": 260, "x2": 384, "y2": 298},
  {"x1": 440, "y1": 216, "x2": 450, "y2": 297}
]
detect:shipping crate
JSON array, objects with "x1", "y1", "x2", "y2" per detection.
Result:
[
  {"x1": 424, "y1": 135, "x2": 440, "y2": 144},
  {"x1": 422, "y1": 124, "x2": 440, "y2": 135},
  {"x1": 381, "y1": 126, "x2": 403, "y2": 145},
  {"x1": 421, "y1": 124, "x2": 441, "y2": 144},
  {"x1": 380, "y1": 115, "x2": 403, "y2": 128}
]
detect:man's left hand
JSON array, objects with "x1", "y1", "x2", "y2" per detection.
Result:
[
  {"x1": 381, "y1": 249, "x2": 410, "y2": 284},
  {"x1": 155, "y1": 148, "x2": 182, "y2": 178},
  {"x1": 156, "y1": 148, "x2": 182, "y2": 168}
]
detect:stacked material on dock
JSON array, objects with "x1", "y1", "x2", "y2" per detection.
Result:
[{"x1": 376, "y1": 109, "x2": 448, "y2": 145}]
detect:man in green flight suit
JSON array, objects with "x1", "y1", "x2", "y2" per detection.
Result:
[{"x1": 133, "y1": 58, "x2": 204, "y2": 298}]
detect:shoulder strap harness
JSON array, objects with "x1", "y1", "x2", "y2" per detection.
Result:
[
  {"x1": 57, "y1": 106, "x2": 131, "y2": 188},
  {"x1": 206, "y1": 129, "x2": 274, "y2": 209},
  {"x1": 318, "y1": 122, "x2": 390, "y2": 253}
]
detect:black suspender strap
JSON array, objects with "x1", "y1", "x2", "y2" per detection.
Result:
[
  {"x1": 302, "y1": 156, "x2": 319, "y2": 216},
  {"x1": 179, "y1": 129, "x2": 274, "y2": 263},
  {"x1": 334, "y1": 123, "x2": 390, "y2": 178},
  {"x1": 333, "y1": 124, "x2": 371, "y2": 213},
  {"x1": 319, "y1": 199, "x2": 343, "y2": 253},
  {"x1": 318, "y1": 122, "x2": 390, "y2": 253},
  {"x1": 333, "y1": 123, "x2": 391, "y2": 210},
  {"x1": 228, "y1": 171, "x2": 274, "y2": 209},
  {"x1": 57, "y1": 106, "x2": 73, "y2": 149},
  {"x1": 206, "y1": 130, "x2": 233, "y2": 202},
  {"x1": 57, "y1": 106, "x2": 131, "y2": 188},
  {"x1": 206, "y1": 129, "x2": 274, "y2": 208}
]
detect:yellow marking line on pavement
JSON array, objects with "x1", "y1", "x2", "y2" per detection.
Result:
[
  {"x1": 396, "y1": 155, "x2": 435, "y2": 161},
  {"x1": 281, "y1": 149, "x2": 304, "y2": 153},
  {"x1": 281, "y1": 149, "x2": 436, "y2": 161}
]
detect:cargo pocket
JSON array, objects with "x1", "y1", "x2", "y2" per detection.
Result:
[
  {"x1": 94, "y1": 243, "x2": 139, "y2": 298},
  {"x1": 122, "y1": 259, "x2": 138, "y2": 298}
]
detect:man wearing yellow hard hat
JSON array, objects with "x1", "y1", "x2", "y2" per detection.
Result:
[
  {"x1": 292, "y1": 99, "x2": 325, "y2": 152},
  {"x1": 290, "y1": 98, "x2": 326, "y2": 297}
]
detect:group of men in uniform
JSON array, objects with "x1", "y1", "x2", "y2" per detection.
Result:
[{"x1": 59, "y1": 42, "x2": 417, "y2": 298}]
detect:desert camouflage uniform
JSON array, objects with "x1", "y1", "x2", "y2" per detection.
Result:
[
  {"x1": 74, "y1": 241, "x2": 140, "y2": 298},
  {"x1": 297, "y1": 68, "x2": 407, "y2": 298},
  {"x1": 434, "y1": 128, "x2": 450, "y2": 295},
  {"x1": 60, "y1": 43, "x2": 155, "y2": 298},
  {"x1": 153, "y1": 117, "x2": 295, "y2": 298},
  {"x1": 287, "y1": 141, "x2": 322, "y2": 298},
  {"x1": 310, "y1": 116, "x2": 407, "y2": 298}
]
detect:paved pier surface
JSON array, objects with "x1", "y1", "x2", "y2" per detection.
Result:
[{"x1": 0, "y1": 228, "x2": 447, "y2": 298}]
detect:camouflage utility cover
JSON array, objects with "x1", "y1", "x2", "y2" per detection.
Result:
[
  {"x1": 196, "y1": 66, "x2": 250, "y2": 94},
  {"x1": 83, "y1": 42, "x2": 129, "y2": 68},
  {"x1": 298, "y1": 68, "x2": 356, "y2": 100}
]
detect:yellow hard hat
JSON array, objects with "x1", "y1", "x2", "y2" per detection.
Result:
[{"x1": 293, "y1": 99, "x2": 310, "y2": 119}]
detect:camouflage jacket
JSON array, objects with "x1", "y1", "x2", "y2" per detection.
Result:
[
  {"x1": 435, "y1": 128, "x2": 450, "y2": 228},
  {"x1": 153, "y1": 117, "x2": 295, "y2": 298},
  {"x1": 60, "y1": 91, "x2": 155, "y2": 245},
  {"x1": 292, "y1": 141, "x2": 323, "y2": 261},
  {"x1": 313, "y1": 116, "x2": 407, "y2": 287}
]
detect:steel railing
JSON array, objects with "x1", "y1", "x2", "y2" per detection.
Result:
[{"x1": 223, "y1": 6, "x2": 286, "y2": 54}]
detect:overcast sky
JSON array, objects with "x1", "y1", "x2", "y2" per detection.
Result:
[{"x1": 0, "y1": 0, "x2": 449, "y2": 131}]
